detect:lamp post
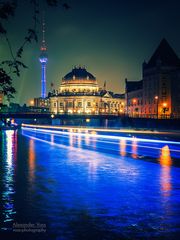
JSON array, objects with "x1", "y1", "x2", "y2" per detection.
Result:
[
  {"x1": 56, "y1": 92, "x2": 58, "y2": 114},
  {"x1": 132, "y1": 99, "x2": 137, "y2": 118},
  {"x1": 154, "y1": 96, "x2": 158, "y2": 119},
  {"x1": 126, "y1": 93, "x2": 128, "y2": 117}
]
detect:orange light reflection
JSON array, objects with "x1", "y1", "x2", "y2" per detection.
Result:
[
  {"x1": 131, "y1": 138, "x2": 138, "y2": 159},
  {"x1": 28, "y1": 139, "x2": 35, "y2": 182},
  {"x1": 120, "y1": 139, "x2": 126, "y2": 157},
  {"x1": 159, "y1": 145, "x2": 172, "y2": 197}
]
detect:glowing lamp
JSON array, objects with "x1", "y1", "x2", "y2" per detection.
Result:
[{"x1": 30, "y1": 100, "x2": 34, "y2": 106}]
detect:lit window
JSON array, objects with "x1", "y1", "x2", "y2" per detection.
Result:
[
  {"x1": 77, "y1": 102, "x2": 82, "y2": 107},
  {"x1": 68, "y1": 102, "x2": 73, "y2": 107}
]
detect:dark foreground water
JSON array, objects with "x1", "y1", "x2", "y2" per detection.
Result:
[{"x1": 0, "y1": 128, "x2": 180, "y2": 240}]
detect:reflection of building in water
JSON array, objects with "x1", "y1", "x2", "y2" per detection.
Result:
[
  {"x1": 131, "y1": 138, "x2": 138, "y2": 159},
  {"x1": 51, "y1": 134, "x2": 54, "y2": 145},
  {"x1": 119, "y1": 139, "x2": 126, "y2": 157},
  {"x1": 2, "y1": 131, "x2": 17, "y2": 225},
  {"x1": 88, "y1": 159, "x2": 99, "y2": 179},
  {"x1": 6, "y1": 131, "x2": 13, "y2": 165},
  {"x1": 50, "y1": 66, "x2": 125, "y2": 114},
  {"x1": 77, "y1": 133, "x2": 82, "y2": 148},
  {"x1": 85, "y1": 131, "x2": 90, "y2": 145},
  {"x1": 159, "y1": 145, "x2": 172, "y2": 197},
  {"x1": 87, "y1": 151, "x2": 103, "y2": 179},
  {"x1": 69, "y1": 132, "x2": 79, "y2": 148},
  {"x1": 69, "y1": 133, "x2": 73, "y2": 147},
  {"x1": 91, "y1": 137, "x2": 97, "y2": 149},
  {"x1": 28, "y1": 139, "x2": 35, "y2": 182}
]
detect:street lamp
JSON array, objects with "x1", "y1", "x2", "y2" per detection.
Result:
[
  {"x1": 132, "y1": 99, "x2": 137, "y2": 117},
  {"x1": 133, "y1": 99, "x2": 137, "y2": 104},
  {"x1": 154, "y1": 96, "x2": 158, "y2": 119},
  {"x1": 29, "y1": 99, "x2": 34, "y2": 106},
  {"x1": 163, "y1": 102, "x2": 167, "y2": 107}
]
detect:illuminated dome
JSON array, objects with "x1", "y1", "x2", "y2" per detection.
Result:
[
  {"x1": 63, "y1": 67, "x2": 96, "y2": 80},
  {"x1": 60, "y1": 66, "x2": 99, "y2": 93}
]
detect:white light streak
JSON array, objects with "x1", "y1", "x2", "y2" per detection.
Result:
[{"x1": 22, "y1": 125, "x2": 180, "y2": 146}]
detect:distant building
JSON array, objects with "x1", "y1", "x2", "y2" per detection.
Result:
[
  {"x1": 50, "y1": 66, "x2": 125, "y2": 114},
  {"x1": 0, "y1": 91, "x2": 9, "y2": 113},
  {"x1": 28, "y1": 105, "x2": 50, "y2": 113},
  {"x1": 125, "y1": 39, "x2": 180, "y2": 118},
  {"x1": 125, "y1": 79, "x2": 143, "y2": 117},
  {"x1": 0, "y1": 90, "x2": 4, "y2": 104},
  {"x1": 33, "y1": 97, "x2": 50, "y2": 109}
]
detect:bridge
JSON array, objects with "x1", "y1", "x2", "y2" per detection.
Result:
[
  {"x1": 1, "y1": 112, "x2": 180, "y2": 130},
  {"x1": 0, "y1": 112, "x2": 121, "y2": 120}
]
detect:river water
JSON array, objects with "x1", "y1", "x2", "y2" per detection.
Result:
[{"x1": 0, "y1": 128, "x2": 180, "y2": 240}]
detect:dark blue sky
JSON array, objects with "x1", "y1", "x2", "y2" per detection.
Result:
[{"x1": 1, "y1": 0, "x2": 180, "y2": 104}]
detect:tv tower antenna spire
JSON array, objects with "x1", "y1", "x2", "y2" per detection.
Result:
[{"x1": 39, "y1": 13, "x2": 48, "y2": 98}]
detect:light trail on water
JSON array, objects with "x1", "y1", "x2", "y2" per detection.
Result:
[{"x1": 21, "y1": 125, "x2": 180, "y2": 160}]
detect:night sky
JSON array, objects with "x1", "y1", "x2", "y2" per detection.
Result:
[{"x1": 1, "y1": 0, "x2": 180, "y2": 104}]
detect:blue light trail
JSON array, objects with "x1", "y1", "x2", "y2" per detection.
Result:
[{"x1": 22, "y1": 125, "x2": 180, "y2": 160}]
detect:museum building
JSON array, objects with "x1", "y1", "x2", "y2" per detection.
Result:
[{"x1": 50, "y1": 66, "x2": 125, "y2": 114}]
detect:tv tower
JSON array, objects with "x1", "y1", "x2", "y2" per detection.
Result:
[{"x1": 39, "y1": 17, "x2": 48, "y2": 98}]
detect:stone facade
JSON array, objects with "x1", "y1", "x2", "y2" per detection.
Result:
[{"x1": 125, "y1": 39, "x2": 180, "y2": 118}]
